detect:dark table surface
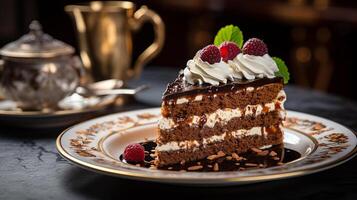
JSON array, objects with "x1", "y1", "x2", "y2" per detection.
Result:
[{"x1": 1, "y1": 67, "x2": 357, "y2": 200}]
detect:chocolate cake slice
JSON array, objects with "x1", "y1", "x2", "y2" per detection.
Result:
[{"x1": 155, "y1": 26, "x2": 289, "y2": 167}]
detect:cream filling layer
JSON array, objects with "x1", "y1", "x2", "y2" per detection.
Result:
[
  {"x1": 159, "y1": 90, "x2": 286, "y2": 130},
  {"x1": 174, "y1": 95, "x2": 203, "y2": 105},
  {"x1": 156, "y1": 126, "x2": 269, "y2": 152}
]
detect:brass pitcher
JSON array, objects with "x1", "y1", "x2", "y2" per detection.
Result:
[{"x1": 65, "y1": 1, "x2": 165, "y2": 82}]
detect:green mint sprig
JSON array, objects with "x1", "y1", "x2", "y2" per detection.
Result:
[
  {"x1": 273, "y1": 57, "x2": 290, "y2": 84},
  {"x1": 214, "y1": 25, "x2": 243, "y2": 48}
]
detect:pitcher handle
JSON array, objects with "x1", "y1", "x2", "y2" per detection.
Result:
[{"x1": 130, "y1": 6, "x2": 165, "y2": 78}]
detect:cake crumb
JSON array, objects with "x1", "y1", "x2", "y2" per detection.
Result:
[
  {"x1": 207, "y1": 155, "x2": 216, "y2": 160},
  {"x1": 269, "y1": 151, "x2": 278, "y2": 157},
  {"x1": 251, "y1": 147, "x2": 262, "y2": 153},
  {"x1": 207, "y1": 151, "x2": 225, "y2": 160},
  {"x1": 213, "y1": 163, "x2": 219, "y2": 171},
  {"x1": 217, "y1": 151, "x2": 226, "y2": 157},
  {"x1": 187, "y1": 165, "x2": 203, "y2": 171},
  {"x1": 257, "y1": 150, "x2": 269, "y2": 156},
  {"x1": 231, "y1": 153, "x2": 241, "y2": 160}
]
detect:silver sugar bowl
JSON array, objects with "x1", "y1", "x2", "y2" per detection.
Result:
[{"x1": 0, "y1": 21, "x2": 80, "y2": 110}]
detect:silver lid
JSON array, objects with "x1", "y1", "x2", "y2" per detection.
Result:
[{"x1": 0, "y1": 20, "x2": 74, "y2": 58}]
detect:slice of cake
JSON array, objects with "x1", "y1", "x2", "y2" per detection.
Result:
[{"x1": 155, "y1": 25, "x2": 289, "y2": 167}]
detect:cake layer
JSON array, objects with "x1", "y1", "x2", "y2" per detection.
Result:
[
  {"x1": 159, "y1": 90, "x2": 286, "y2": 130},
  {"x1": 158, "y1": 111, "x2": 282, "y2": 144},
  {"x1": 155, "y1": 127, "x2": 283, "y2": 166},
  {"x1": 156, "y1": 125, "x2": 281, "y2": 152},
  {"x1": 161, "y1": 82, "x2": 283, "y2": 119}
]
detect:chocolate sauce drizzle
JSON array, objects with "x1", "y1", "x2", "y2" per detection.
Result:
[{"x1": 120, "y1": 140, "x2": 301, "y2": 172}]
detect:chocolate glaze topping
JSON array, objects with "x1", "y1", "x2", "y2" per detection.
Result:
[{"x1": 163, "y1": 72, "x2": 283, "y2": 100}]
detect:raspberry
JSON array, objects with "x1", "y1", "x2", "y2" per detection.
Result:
[
  {"x1": 123, "y1": 143, "x2": 145, "y2": 163},
  {"x1": 219, "y1": 42, "x2": 241, "y2": 62},
  {"x1": 200, "y1": 45, "x2": 221, "y2": 64},
  {"x1": 242, "y1": 38, "x2": 268, "y2": 56}
]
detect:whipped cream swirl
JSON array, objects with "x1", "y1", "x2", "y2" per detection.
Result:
[
  {"x1": 184, "y1": 51, "x2": 279, "y2": 85},
  {"x1": 184, "y1": 52, "x2": 234, "y2": 85},
  {"x1": 228, "y1": 54, "x2": 278, "y2": 80}
]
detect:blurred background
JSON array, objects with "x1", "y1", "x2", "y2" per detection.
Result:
[{"x1": 1, "y1": 0, "x2": 357, "y2": 100}]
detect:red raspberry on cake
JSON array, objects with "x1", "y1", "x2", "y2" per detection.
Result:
[
  {"x1": 123, "y1": 143, "x2": 145, "y2": 163},
  {"x1": 200, "y1": 45, "x2": 221, "y2": 64},
  {"x1": 219, "y1": 41, "x2": 241, "y2": 62},
  {"x1": 242, "y1": 38, "x2": 268, "y2": 56}
]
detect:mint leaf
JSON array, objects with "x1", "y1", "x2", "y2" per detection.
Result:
[
  {"x1": 273, "y1": 57, "x2": 290, "y2": 84},
  {"x1": 214, "y1": 25, "x2": 243, "y2": 48}
]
